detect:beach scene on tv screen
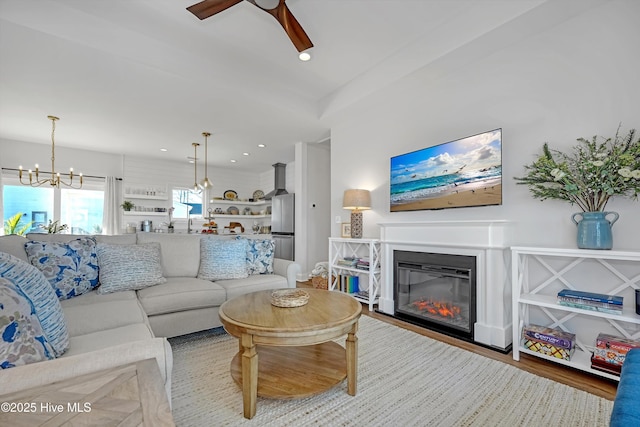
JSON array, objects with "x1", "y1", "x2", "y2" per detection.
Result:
[{"x1": 390, "y1": 129, "x2": 502, "y2": 211}]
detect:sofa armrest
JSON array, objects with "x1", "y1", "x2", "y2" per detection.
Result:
[
  {"x1": 273, "y1": 258, "x2": 301, "y2": 288},
  {"x1": 0, "y1": 338, "x2": 174, "y2": 406},
  {"x1": 611, "y1": 348, "x2": 640, "y2": 427}
]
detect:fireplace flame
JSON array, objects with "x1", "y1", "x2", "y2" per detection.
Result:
[{"x1": 411, "y1": 299, "x2": 461, "y2": 319}]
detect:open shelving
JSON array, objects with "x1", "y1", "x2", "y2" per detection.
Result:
[
  {"x1": 329, "y1": 238, "x2": 381, "y2": 311},
  {"x1": 511, "y1": 246, "x2": 640, "y2": 381}
]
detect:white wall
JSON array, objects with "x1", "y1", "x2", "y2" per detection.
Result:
[
  {"x1": 328, "y1": 1, "x2": 640, "y2": 251},
  {"x1": 0, "y1": 138, "x2": 123, "y2": 178},
  {"x1": 295, "y1": 141, "x2": 331, "y2": 279}
]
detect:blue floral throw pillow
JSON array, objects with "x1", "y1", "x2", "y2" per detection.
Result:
[
  {"x1": 0, "y1": 278, "x2": 56, "y2": 369},
  {"x1": 236, "y1": 236, "x2": 275, "y2": 275},
  {"x1": 0, "y1": 252, "x2": 69, "y2": 357},
  {"x1": 25, "y1": 237, "x2": 100, "y2": 300}
]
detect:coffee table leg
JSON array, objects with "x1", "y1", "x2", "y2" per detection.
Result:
[
  {"x1": 346, "y1": 322, "x2": 358, "y2": 396},
  {"x1": 241, "y1": 334, "x2": 258, "y2": 419}
]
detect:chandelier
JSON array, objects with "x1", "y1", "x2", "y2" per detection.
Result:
[
  {"x1": 200, "y1": 132, "x2": 213, "y2": 190},
  {"x1": 19, "y1": 115, "x2": 83, "y2": 188}
]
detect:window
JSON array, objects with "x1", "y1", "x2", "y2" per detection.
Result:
[
  {"x1": 2, "y1": 176, "x2": 104, "y2": 235},
  {"x1": 61, "y1": 188, "x2": 104, "y2": 234},
  {"x1": 3, "y1": 185, "x2": 53, "y2": 234},
  {"x1": 172, "y1": 188, "x2": 202, "y2": 219}
]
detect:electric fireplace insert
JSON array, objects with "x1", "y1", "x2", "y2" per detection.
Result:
[{"x1": 394, "y1": 250, "x2": 476, "y2": 341}]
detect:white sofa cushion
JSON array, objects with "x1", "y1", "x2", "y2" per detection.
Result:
[
  {"x1": 215, "y1": 273, "x2": 288, "y2": 301},
  {"x1": 61, "y1": 299, "x2": 149, "y2": 337},
  {"x1": 136, "y1": 233, "x2": 202, "y2": 278},
  {"x1": 0, "y1": 252, "x2": 69, "y2": 357},
  {"x1": 96, "y1": 242, "x2": 166, "y2": 294},
  {"x1": 25, "y1": 233, "x2": 136, "y2": 246},
  {"x1": 0, "y1": 234, "x2": 29, "y2": 262},
  {"x1": 0, "y1": 278, "x2": 55, "y2": 368},
  {"x1": 64, "y1": 324, "x2": 154, "y2": 357},
  {"x1": 60, "y1": 288, "x2": 137, "y2": 307},
  {"x1": 137, "y1": 277, "x2": 227, "y2": 316}
]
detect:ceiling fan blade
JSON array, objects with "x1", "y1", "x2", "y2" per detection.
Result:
[
  {"x1": 187, "y1": 0, "x2": 243, "y2": 20},
  {"x1": 272, "y1": 2, "x2": 313, "y2": 52},
  {"x1": 249, "y1": 0, "x2": 313, "y2": 52}
]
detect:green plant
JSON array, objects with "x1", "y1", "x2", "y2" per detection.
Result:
[
  {"x1": 41, "y1": 219, "x2": 69, "y2": 234},
  {"x1": 514, "y1": 126, "x2": 640, "y2": 212},
  {"x1": 3, "y1": 212, "x2": 33, "y2": 235},
  {"x1": 121, "y1": 200, "x2": 135, "y2": 211}
]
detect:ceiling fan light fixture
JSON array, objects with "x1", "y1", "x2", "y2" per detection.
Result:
[
  {"x1": 298, "y1": 51, "x2": 311, "y2": 61},
  {"x1": 254, "y1": 0, "x2": 280, "y2": 10}
]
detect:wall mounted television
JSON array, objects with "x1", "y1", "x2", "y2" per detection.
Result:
[{"x1": 390, "y1": 128, "x2": 502, "y2": 211}]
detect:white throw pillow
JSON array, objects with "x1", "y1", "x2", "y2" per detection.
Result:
[
  {"x1": 198, "y1": 238, "x2": 249, "y2": 281},
  {"x1": 96, "y1": 242, "x2": 167, "y2": 294}
]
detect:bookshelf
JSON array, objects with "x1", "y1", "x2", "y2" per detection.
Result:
[
  {"x1": 329, "y1": 238, "x2": 381, "y2": 311},
  {"x1": 511, "y1": 246, "x2": 640, "y2": 381}
]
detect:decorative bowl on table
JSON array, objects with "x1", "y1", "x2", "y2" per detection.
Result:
[{"x1": 270, "y1": 289, "x2": 309, "y2": 307}]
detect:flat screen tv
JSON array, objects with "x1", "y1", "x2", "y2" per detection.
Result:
[{"x1": 390, "y1": 128, "x2": 502, "y2": 211}]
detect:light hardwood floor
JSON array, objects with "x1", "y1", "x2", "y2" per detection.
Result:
[{"x1": 298, "y1": 281, "x2": 618, "y2": 401}]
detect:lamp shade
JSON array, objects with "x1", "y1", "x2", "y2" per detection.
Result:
[{"x1": 342, "y1": 189, "x2": 371, "y2": 210}]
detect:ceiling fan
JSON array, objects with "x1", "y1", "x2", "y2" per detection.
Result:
[{"x1": 186, "y1": 0, "x2": 313, "y2": 52}]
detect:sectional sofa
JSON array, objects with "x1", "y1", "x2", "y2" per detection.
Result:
[{"x1": 0, "y1": 232, "x2": 300, "y2": 404}]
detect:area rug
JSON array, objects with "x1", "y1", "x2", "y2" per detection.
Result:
[{"x1": 169, "y1": 316, "x2": 613, "y2": 426}]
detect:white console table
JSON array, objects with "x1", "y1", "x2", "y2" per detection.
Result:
[{"x1": 511, "y1": 246, "x2": 640, "y2": 381}]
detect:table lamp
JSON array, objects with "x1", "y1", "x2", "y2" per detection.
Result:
[{"x1": 343, "y1": 189, "x2": 371, "y2": 238}]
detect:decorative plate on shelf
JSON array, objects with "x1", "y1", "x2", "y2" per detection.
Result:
[
  {"x1": 227, "y1": 206, "x2": 239, "y2": 215},
  {"x1": 252, "y1": 190, "x2": 265, "y2": 200},
  {"x1": 224, "y1": 190, "x2": 238, "y2": 200}
]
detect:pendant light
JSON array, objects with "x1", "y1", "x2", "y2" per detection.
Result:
[
  {"x1": 200, "y1": 132, "x2": 213, "y2": 190},
  {"x1": 191, "y1": 142, "x2": 202, "y2": 193}
]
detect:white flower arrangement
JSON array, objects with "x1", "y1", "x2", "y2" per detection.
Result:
[{"x1": 515, "y1": 126, "x2": 640, "y2": 212}]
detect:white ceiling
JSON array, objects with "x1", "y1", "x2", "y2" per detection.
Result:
[{"x1": 0, "y1": 0, "x2": 548, "y2": 172}]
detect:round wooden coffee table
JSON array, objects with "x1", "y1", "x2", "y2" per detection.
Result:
[{"x1": 219, "y1": 288, "x2": 362, "y2": 419}]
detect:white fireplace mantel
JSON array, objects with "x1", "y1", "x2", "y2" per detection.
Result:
[{"x1": 379, "y1": 220, "x2": 513, "y2": 350}]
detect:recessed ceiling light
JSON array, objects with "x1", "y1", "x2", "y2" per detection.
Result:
[
  {"x1": 160, "y1": 148, "x2": 168, "y2": 152},
  {"x1": 230, "y1": 159, "x2": 237, "y2": 163},
  {"x1": 299, "y1": 52, "x2": 311, "y2": 61},
  {"x1": 257, "y1": 144, "x2": 266, "y2": 148},
  {"x1": 243, "y1": 152, "x2": 250, "y2": 156}
]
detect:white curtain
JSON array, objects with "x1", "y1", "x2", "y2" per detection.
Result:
[{"x1": 102, "y1": 176, "x2": 121, "y2": 235}]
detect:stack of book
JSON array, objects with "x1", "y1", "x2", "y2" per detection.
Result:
[
  {"x1": 338, "y1": 274, "x2": 359, "y2": 293},
  {"x1": 591, "y1": 333, "x2": 640, "y2": 376},
  {"x1": 337, "y1": 257, "x2": 359, "y2": 268},
  {"x1": 521, "y1": 324, "x2": 576, "y2": 361},
  {"x1": 356, "y1": 257, "x2": 370, "y2": 271},
  {"x1": 557, "y1": 289, "x2": 623, "y2": 315}
]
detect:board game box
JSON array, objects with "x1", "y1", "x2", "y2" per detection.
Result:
[
  {"x1": 592, "y1": 333, "x2": 640, "y2": 366},
  {"x1": 522, "y1": 324, "x2": 575, "y2": 351}
]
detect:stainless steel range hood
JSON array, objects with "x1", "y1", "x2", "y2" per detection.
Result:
[{"x1": 264, "y1": 163, "x2": 288, "y2": 200}]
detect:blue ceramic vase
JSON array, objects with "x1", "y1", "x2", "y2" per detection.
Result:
[{"x1": 571, "y1": 211, "x2": 619, "y2": 250}]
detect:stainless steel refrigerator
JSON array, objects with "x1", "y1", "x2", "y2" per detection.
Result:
[{"x1": 271, "y1": 193, "x2": 294, "y2": 261}]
